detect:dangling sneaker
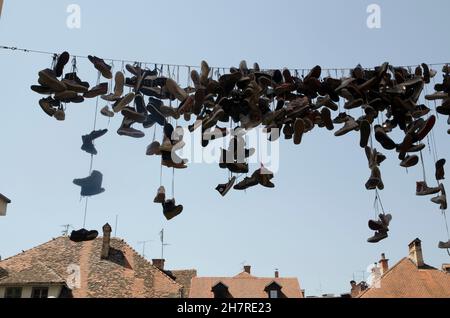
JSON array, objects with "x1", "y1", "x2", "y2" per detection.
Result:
[
  {"x1": 369, "y1": 214, "x2": 392, "y2": 232},
  {"x1": 365, "y1": 166, "x2": 383, "y2": 190},
  {"x1": 146, "y1": 141, "x2": 162, "y2": 156},
  {"x1": 215, "y1": 177, "x2": 236, "y2": 197},
  {"x1": 334, "y1": 117, "x2": 359, "y2": 137},
  {"x1": 431, "y1": 184, "x2": 447, "y2": 210},
  {"x1": 73, "y1": 170, "x2": 105, "y2": 197},
  {"x1": 438, "y1": 240, "x2": 450, "y2": 249},
  {"x1": 100, "y1": 105, "x2": 114, "y2": 117},
  {"x1": 400, "y1": 155, "x2": 419, "y2": 168},
  {"x1": 259, "y1": 167, "x2": 275, "y2": 188},
  {"x1": 81, "y1": 129, "x2": 108, "y2": 155},
  {"x1": 367, "y1": 230, "x2": 388, "y2": 243},
  {"x1": 234, "y1": 174, "x2": 259, "y2": 191},
  {"x1": 162, "y1": 199, "x2": 183, "y2": 221},
  {"x1": 436, "y1": 159, "x2": 446, "y2": 181},
  {"x1": 416, "y1": 181, "x2": 441, "y2": 196},
  {"x1": 153, "y1": 186, "x2": 166, "y2": 204}
]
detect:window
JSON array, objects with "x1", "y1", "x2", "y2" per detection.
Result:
[
  {"x1": 269, "y1": 290, "x2": 278, "y2": 298},
  {"x1": 31, "y1": 287, "x2": 49, "y2": 298},
  {"x1": 5, "y1": 287, "x2": 22, "y2": 298}
]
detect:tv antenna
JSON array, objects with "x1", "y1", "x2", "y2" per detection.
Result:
[
  {"x1": 137, "y1": 240, "x2": 153, "y2": 259},
  {"x1": 61, "y1": 224, "x2": 73, "y2": 236},
  {"x1": 159, "y1": 229, "x2": 171, "y2": 259}
]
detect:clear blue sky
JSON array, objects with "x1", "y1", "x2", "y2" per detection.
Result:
[{"x1": 1, "y1": 0, "x2": 449, "y2": 296}]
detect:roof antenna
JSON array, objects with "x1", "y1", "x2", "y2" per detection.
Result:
[
  {"x1": 61, "y1": 224, "x2": 73, "y2": 236},
  {"x1": 159, "y1": 229, "x2": 170, "y2": 259},
  {"x1": 137, "y1": 240, "x2": 153, "y2": 259},
  {"x1": 114, "y1": 214, "x2": 118, "y2": 237}
]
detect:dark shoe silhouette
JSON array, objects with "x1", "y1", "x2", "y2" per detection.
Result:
[
  {"x1": 436, "y1": 159, "x2": 446, "y2": 181},
  {"x1": 54, "y1": 51, "x2": 70, "y2": 77},
  {"x1": 88, "y1": 55, "x2": 112, "y2": 79},
  {"x1": 73, "y1": 170, "x2": 105, "y2": 197},
  {"x1": 163, "y1": 199, "x2": 183, "y2": 220},
  {"x1": 81, "y1": 129, "x2": 108, "y2": 155},
  {"x1": 216, "y1": 177, "x2": 236, "y2": 197},
  {"x1": 70, "y1": 229, "x2": 98, "y2": 242}
]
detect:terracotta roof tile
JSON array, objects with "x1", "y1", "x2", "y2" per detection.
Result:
[
  {"x1": 359, "y1": 258, "x2": 450, "y2": 298},
  {"x1": 0, "y1": 236, "x2": 184, "y2": 298},
  {"x1": 189, "y1": 271, "x2": 303, "y2": 298}
]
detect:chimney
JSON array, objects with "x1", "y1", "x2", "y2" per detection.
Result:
[
  {"x1": 379, "y1": 253, "x2": 389, "y2": 275},
  {"x1": 101, "y1": 223, "x2": 112, "y2": 259},
  {"x1": 275, "y1": 269, "x2": 279, "y2": 278},
  {"x1": 152, "y1": 259, "x2": 165, "y2": 271},
  {"x1": 243, "y1": 265, "x2": 251, "y2": 274},
  {"x1": 442, "y1": 264, "x2": 450, "y2": 273},
  {"x1": 408, "y1": 238, "x2": 424, "y2": 267}
]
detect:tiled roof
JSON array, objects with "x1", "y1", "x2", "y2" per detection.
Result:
[
  {"x1": 0, "y1": 237, "x2": 184, "y2": 298},
  {"x1": 164, "y1": 269, "x2": 197, "y2": 298},
  {"x1": 359, "y1": 258, "x2": 450, "y2": 298},
  {"x1": 189, "y1": 271, "x2": 303, "y2": 298},
  {"x1": 0, "y1": 261, "x2": 65, "y2": 286}
]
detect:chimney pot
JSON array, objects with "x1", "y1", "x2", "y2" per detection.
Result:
[
  {"x1": 101, "y1": 223, "x2": 112, "y2": 259},
  {"x1": 244, "y1": 265, "x2": 251, "y2": 274},
  {"x1": 275, "y1": 270, "x2": 279, "y2": 278},
  {"x1": 152, "y1": 259, "x2": 165, "y2": 270},
  {"x1": 379, "y1": 253, "x2": 389, "y2": 275},
  {"x1": 442, "y1": 264, "x2": 450, "y2": 273},
  {"x1": 408, "y1": 238, "x2": 424, "y2": 267}
]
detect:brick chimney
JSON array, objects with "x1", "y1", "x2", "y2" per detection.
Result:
[
  {"x1": 152, "y1": 259, "x2": 165, "y2": 270},
  {"x1": 408, "y1": 238, "x2": 424, "y2": 267},
  {"x1": 350, "y1": 280, "x2": 368, "y2": 298},
  {"x1": 244, "y1": 265, "x2": 251, "y2": 274},
  {"x1": 275, "y1": 269, "x2": 279, "y2": 278},
  {"x1": 379, "y1": 253, "x2": 389, "y2": 275},
  {"x1": 101, "y1": 223, "x2": 112, "y2": 259}
]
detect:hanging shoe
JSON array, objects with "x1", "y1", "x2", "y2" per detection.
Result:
[
  {"x1": 70, "y1": 229, "x2": 99, "y2": 243},
  {"x1": 73, "y1": 170, "x2": 105, "y2": 197},
  {"x1": 84, "y1": 82, "x2": 108, "y2": 99},
  {"x1": 415, "y1": 115, "x2": 436, "y2": 141},
  {"x1": 234, "y1": 174, "x2": 259, "y2": 191},
  {"x1": 321, "y1": 108, "x2": 334, "y2": 131},
  {"x1": 335, "y1": 118, "x2": 359, "y2": 137},
  {"x1": 367, "y1": 230, "x2": 388, "y2": 243},
  {"x1": 146, "y1": 141, "x2": 162, "y2": 156},
  {"x1": 436, "y1": 159, "x2": 446, "y2": 181},
  {"x1": 153, "y1": 186, "x2": 166, "y2": 204},
  {"x1": 88, "y1": 55, "x2": 113, "y2": 79},
  {"x1": 121, "y1": 107, "x2": 147, "y2": 123},
  {"x1": 226, "y1": 162, "x2": 249, "y2": 174},
  {"x1": 438, "y1": 240, "x2": 450, "y2": 249},
  {"x1": 258, "y1": 167, "x2": 275, "y2": 188},
  {"x1": 38, "y1": 97, "x2": 58, "y2": 117},
  {"x1": 374, "y1": 125, "x2": 397, "y2": 150},
  {"x1": 38, "y1": 69, "x2": 67, "y2": 92},
  {"x1": 400, "y1": 155, "x2": 419, "y2": 168},
  {"x1": 359, "y1": 120, "x2": 371, "y2": 148},
  {"x1": 162, "y1": 199, "x2": 183, "y2": 221},
  {"x1": 117, "y1": 118, "x2": 145, "y2": 138},
  {"x1": 81, "y1": 129, "x2": 108, "y2": 155},
  {"x1": 369, "y1": 214, "x2": 392, "y2": 231},
  {"x1": 146, "y1": 98, "x2": 167, "y2": 126},
  {"x1": 416, "y1": 181, "x2": 441, "y2": 196},
  {"x1": 53, "y1": 51, "x2": 70, "y2": 77},
  {"x1": 54, "y1": 107, "x2": 66, "y2": 121},
  {"x1": 100, "y1": 105, "x2": 114, "y2": 118},
  {"x1": 161, "y1": 151, "x2": 188, "y2": 169},
  {"x1": 113, "y1": 92, "x2": 135, "y2": 113},
  {"x1": 365, "y1": 166, "x2": 384, "y2": 190},
  {"x1": 102, "y1": 71, "x2": 125, "y2": 101},
  {"x1": 293, "y1": 118, "x2": 305, "y2": 145},
  {"x1": 215, "y1": 177, "x2": 237, "y2": 197}
]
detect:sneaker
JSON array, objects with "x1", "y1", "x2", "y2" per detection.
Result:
[
  {"x1": 54, "y1": 108, "x2": 66, "y2": 121},
  {"x1": 121, "y1": 107, "x2": 147, "y2": 123},
  {"x1": 333, "y1": 113, "x2": 349, "y2": 124},
  {"x1": 359, "y1": 120, "x2": 370, "y2": 148},
  {"x1": 259, "y1": 167, "x2": 275, "y2": 188},
  {"x1": 436, "y1": 159, "x2": 446, "y2": 181},
  {"x1": 84, "y1": 83, "x2": 108, "y2": 99},
  {"x1": 146, "y1": 98, "x2": 166, "y2": 126},
  {"x1": 415, "y1": 115, "x2": 436, "y2": 141},
  {"x1": 146, "y1": 141, "x2": 162, "y2": 156},
  {"x1": 153, "y1": 186, "x2": 166, "y2": 204},
  {"x1": 438, "y1": 240, "x2": 450, "y2": 249},
  {"x1": 53, "y1": 51, "x2": 70, "y2": 77},
  {"x1": 335, "y1": 118, "x2": 359, "y2": 137},
  {"x1": 88, "y1": 55, "x2": 113, "y2": 79},
  {"x1": 367, "y1": 231, "x2": 388, "y2": 243},
  {"x1": 102, "y1": 71, "x2": 125, "y2": 101},
  {"x1": 81, "y1": 129, "x2": 108, "y2": 155},
  {"x1": 368, "y1": 214, "x2": 392, "y2": 231},
  {"x1": 38, "y1": 97, "x2": 57, "y2": 117},
  {"x1": 100, "y1": 105, "x2": 114, "y2": 118},
  {"x1": 165, "y1": 78, "x2": 188, "y2": 102},
  {"x1": 374, "y1": 125, "x2": 397, "y2": 150},
  {"x1": 113, "y1": 92, "x2": 135, "y2": 113},
  {"x1": 162, "y1": 199, "x2": 183, "y2": 221},
  {"x1": 416, "y1": 181, "x2": 441, "y2": 196},
  {"x1": 400, "y1": 155, "x2": 419, "y2": 168},
  {"x1": 70, "y1": 229, "x2": 99, "y2": 243},
  {"x1": 365, "y1": 166, "x2": 384, "y2": 190},
  {"x1": 226, "y1": 162, "x2": 249, "y2": 174},
  {"x1": 215, "y1": 177, "x2": 236, "y2": 197},
  {"x1": 38, "y1": 68, "x2": 66, "y2": 92},
  {"x1": 293, "y1": 118, "x2": 305, "y2": 145},
  {"x1": 321, "y1": 108, "x2": 334, "y2": 131},
  {"x1": 425, "y1": 92, "x2": 448, "y2": 101},
  {"x1": 117, "y1": 118, "x2": 145, "y2": 138},
  {"x1": 234, "y1": 174, "x2": 259, "y2": 191}
]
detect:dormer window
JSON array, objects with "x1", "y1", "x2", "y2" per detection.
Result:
[
  {"x1": 5, "y1": 287, "x2": 22, "y2": 298},
  {"x1": 211, "y1": 282, "x2": 232, "y2": 298},
  {"x1": 265, "y1": 281, "x2": 284, "y2": 299},
  {"x1": 31, "y1": 287, "x2": 49, "y2": 298}
]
